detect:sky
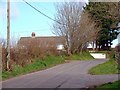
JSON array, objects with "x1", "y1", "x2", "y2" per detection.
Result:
[
  {"x1": 0, "y1": 0, "x2": 119, "y2": 47},
  {"x1": 0, "y1": 0, "x2": 56, "y2": 40}
]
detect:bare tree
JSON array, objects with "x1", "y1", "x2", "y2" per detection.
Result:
[
  {"x1": 74, "y1": 11, "x2": 100, "y2": 53},
  {"x1": 53, "y1": 2, "x2": 100, "y2": 55},
  {"x1": 53, "y1": 2, "x2": 83, "y2": 55}
]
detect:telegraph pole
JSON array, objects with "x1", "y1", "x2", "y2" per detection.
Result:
[
  {"x1": 118, "y1": 1, "x2": 120, "y2": 24},
  {"x1": 7, "y1": 0, "x2": 10, "y2": 71}
]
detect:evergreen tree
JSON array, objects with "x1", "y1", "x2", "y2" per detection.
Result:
[{"x1": 85, "y1": 2, "x2": 120, "y2": 50}]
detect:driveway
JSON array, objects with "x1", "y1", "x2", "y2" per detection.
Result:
[{"x1": 2, "y1": 59, "x2": 120, "y2": 88}]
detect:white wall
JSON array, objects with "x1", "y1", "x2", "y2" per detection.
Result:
[{"x1": 90, "y1": 53, "x2": 106, "y2": 59}]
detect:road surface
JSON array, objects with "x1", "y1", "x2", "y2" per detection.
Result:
[{"x1": 2, "y1": 59, "x2": 120, "y2": 88}]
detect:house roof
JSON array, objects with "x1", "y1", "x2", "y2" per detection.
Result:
[{"x1": 17, "y1": 36, "x2": 65, "y2": 47}]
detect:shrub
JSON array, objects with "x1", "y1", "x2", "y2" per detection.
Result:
[
  {"x1": 2, "y1": 41, "x2": 60, "y2": 71},
  {"x1": 2, "y1": 47, "x2": 7, "y2": 71}
]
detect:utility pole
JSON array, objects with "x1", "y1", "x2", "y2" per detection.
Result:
[
  {"x1": 118, "y1": 1, "x2": 120, "y2": 23},
  {"x1": 7, "y1": 0, "x2": 10, "y2": 71},
  {"x1": 0, "y1": 44, "x2": 2, "y2": 80}
]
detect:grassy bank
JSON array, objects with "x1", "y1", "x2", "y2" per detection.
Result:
[
  {"x1": 66, "y1": 51, "x2": 94, "y2": 60},
  {"x1": 95, "y1": 80, "x2": 120, "y2": 89},
  {"x1": 2, "y1": 52, "x2": 94, "y2": 80},
  {"x1": 89, "y1": 59, "x2": 120, "y2": 75},
  {"x1": 2, "y1": 55, "x2": 65, "y2": 80}
]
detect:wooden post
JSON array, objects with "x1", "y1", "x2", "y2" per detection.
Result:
[
  {"x1": 0, "y1": 44, "x2": 2, "y2": 81},
  {"x1": 7, "y1": 0, "x2": 10, "y2": 71}
]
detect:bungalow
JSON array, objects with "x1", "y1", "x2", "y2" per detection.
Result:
[{"x1": 17, "y1": 32, "x2": 65, "y2": 51}]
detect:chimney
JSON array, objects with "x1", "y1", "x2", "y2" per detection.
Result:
[{"x1": 31, "y1": 32, "x2": 35, "y2": 38}]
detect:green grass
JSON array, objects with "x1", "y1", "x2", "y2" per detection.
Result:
[
  {"x1": 65, "y1": 51, "x2": 94, "y2": 60},
  {"x1": 89, "y1": 59, "x2": 120, "y2": 75},
  {"x1": 94, "y1": 80, "x2": 120, "y2": 89},
  {"x1": 91, "y1": 51, "x2": 108, "y2": 53},
  {"x1": 2, "y1": 55, "x2": 65, "y2": 80},
  {"x1": 2, "y1": 52, "x2": 94, "y2": 80}
]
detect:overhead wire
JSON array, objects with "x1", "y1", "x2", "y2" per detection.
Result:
[
  {"x1": 22, "y1": 0, "x2": 65, "y2": 25},
  {"x1": 2, "y1": 0, "x2": 66, "y2": 38}
]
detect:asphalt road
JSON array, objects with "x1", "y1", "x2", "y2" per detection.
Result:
[{"x1": 2, "y1": 59, "x2": 120, "y2": 88}]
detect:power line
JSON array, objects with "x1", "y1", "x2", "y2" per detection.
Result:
[
  {"x1": 22, "y1": 0, "x2": 64, "y2": 25},
  {"x1": 37, "y1": 4, "x2": 54, "y2": 15}
]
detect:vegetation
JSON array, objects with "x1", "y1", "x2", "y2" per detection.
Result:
[
  {"x1": 89, "y1": 59, "x2": 119, "y2": 75},
  {"x1": 65, "y1": 51, "x2": 94, "y2": 60},
  {"x1": 2, "y1": 40, "x2": 59, "y2": 71},
  {"x1": 2, "y1": 55, "x2": 65, "y2": 80},
  {"x1": 53, "y1": 2, "x2": 99, "y2": 55},
  {"x1": 89, "y1": 44, "x2": 120, "y2": 75},
  {"x1": 95, "y1": 80, "x2": 120, "y2": 89},
  {"x1": 85, "y1": 2, "x2": 119, "y2": 50},
  {"x1": 115, "y1": 44, "x2": 120, "y2": 69},
  {"x1": 2, "y1": 2, "x2": 119, "y2": 82},
  {"x1": 89, "y1": 46, "x2": 120, "y2": 88},
  {"x1": 2, "y1": 51, "x2": 94, "y2": 80}
]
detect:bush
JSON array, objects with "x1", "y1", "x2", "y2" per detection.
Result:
[
  {"x1": 107, "y1": 50, "x2": 116, "y2": 59},
  {"x1": 2, "y1": 41, "x2": 60, "y2": 71},
  {"x1": 2, "y1": 55, "x2": 65, "y2": 80},
  {"x1": 2, "y1": 47, "x2": 7, "y2": 71},
  {"x1": 11, "y1": 47, "x2": 32, "y2": 67}
]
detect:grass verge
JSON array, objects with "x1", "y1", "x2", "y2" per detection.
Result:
[
  {"x1": 94, "y1": 80, "x2": 120, "y2": 89},
  {"x1": 89, "y1": 59, "x2": 120, "y2": 75},
  {"x1": 65, "y1": 51, "x2": 94, "y2": 60},
  {"x1": 2, "y1": 51, "x2": 94, "y2": 80},
  {"x1": 2, "y1": 55, "x2": 65, "y2": 80}
]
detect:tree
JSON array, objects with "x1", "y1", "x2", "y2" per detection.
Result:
[
  {"x1": 53, "y1": 2, "x2": 100, "y2": 55},
  {"x1": 72, "y1": 11, "x2": 100, "y2": 53},
  {"x1": 85, "y1": 2, "x2": 120, "y2": 50}
]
